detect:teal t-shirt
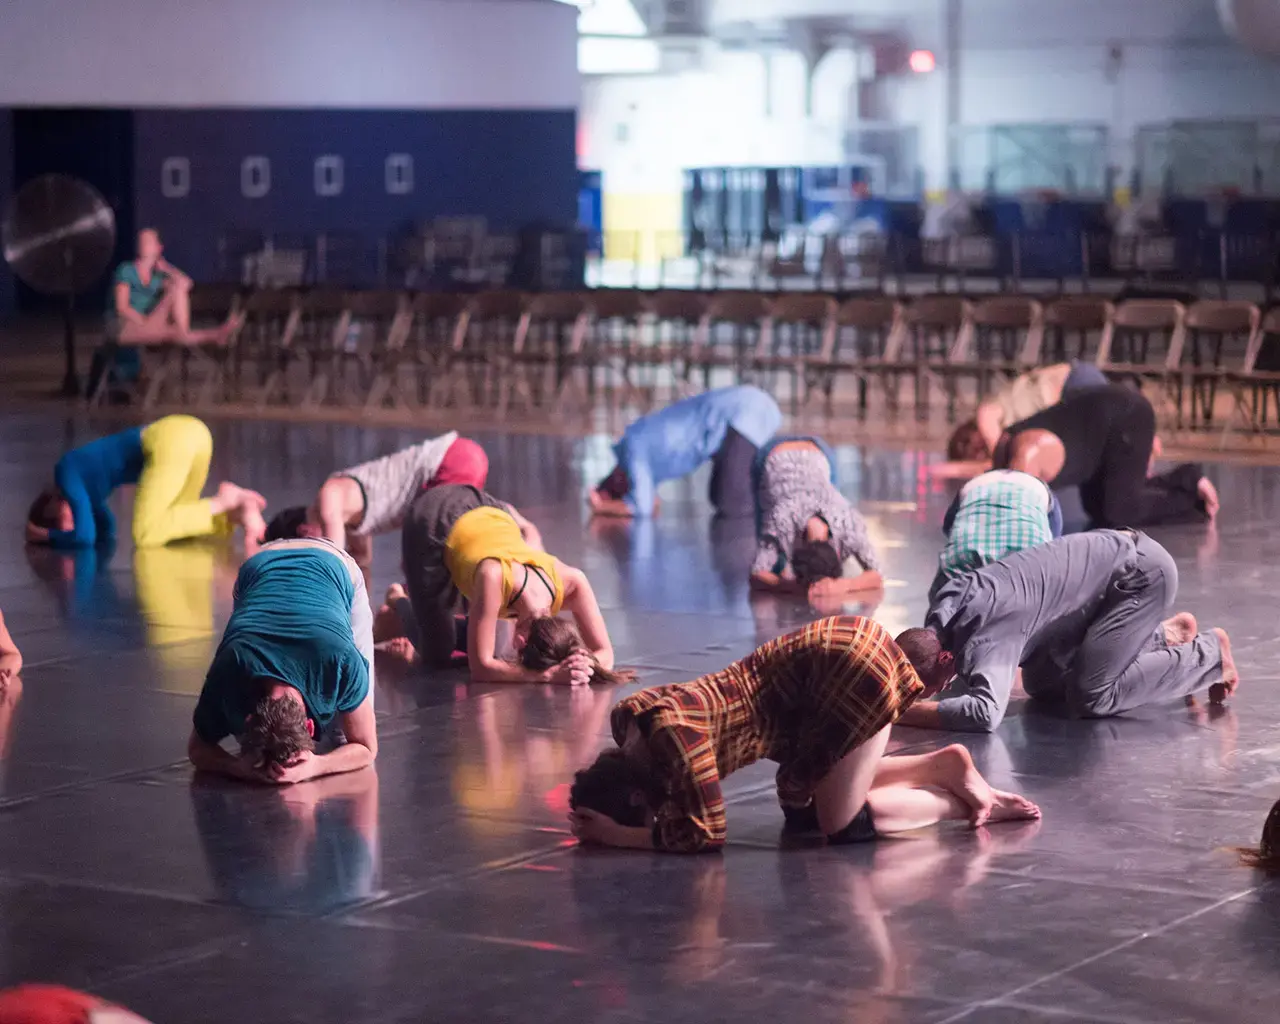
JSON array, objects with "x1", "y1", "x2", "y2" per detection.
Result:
[
  {"x1": 108, "y1": 261, "x2": 167, "y2": 316},
  {"x1": 194, "y1": 547, "x2": 370, "y2": 743}
]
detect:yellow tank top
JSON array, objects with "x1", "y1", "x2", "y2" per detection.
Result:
[{"x1": 444, "y1": 506, "x2": 565, "y2": 617}]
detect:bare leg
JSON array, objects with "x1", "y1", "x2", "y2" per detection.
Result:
[
  {"x1": 814, "y1": 724, "x2": 893, "y2": 835},
  {"x1": 868, "y1": 745, "x2": 1040, "y2": 832},
  {"x1": 0, "y1": 609, "x2": 22, "y2": 688}
]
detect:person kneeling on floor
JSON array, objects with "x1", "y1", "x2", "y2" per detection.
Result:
[
  {"x1": 567, "y1": 616, "x2": 1039, "y2": 852},
  {"x1": 187, "y1": 539, "x2": 376, "y2": 785}
]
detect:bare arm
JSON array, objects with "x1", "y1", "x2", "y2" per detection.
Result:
[
  {"x1": 304, "y1": 691, "x2": 378, "y2": 780},
  {"x1": 156, "y1": 258, "x2": 193, "y2": 288},
  {"x1": 974, "y1": 401, "x2": 1005, "y2": 457},
  {"x1": 808, "y1": 570, "x2": 884, "y2": 600},
  {"x1": 896, "y1": 701, "x2": 949, "y2": 730},
  {"x1": 749, "y1": 571, "x2": 805, "y2": 594},
  {"x1": 114, "y1": 281, "x2": 147, "y2": 325},
  {"x1": 466, "y1": 562, "x2": 558, "y2": 684},
  {"x1": 560, "y1": 565, "x2": 615, "y2": 670},
  {"x1": 187, "y1": 730, "x2": 259, "y2": 782},
  {"x1": 588, "y1": 490, "x2": 637, "y2": 518}
]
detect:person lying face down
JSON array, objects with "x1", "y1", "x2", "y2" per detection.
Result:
[
  {"x1": 567, "y1": 616, "x2": 1040, "y2": 852},
  {"x1": 748, "y1": 436, "x2": 883, "y2": 601},
  {"x1": 589, "y1": 386, "x2": 783, "y2": 519},
  {"x1": 394, "y1": 484, "x2": 627, "y2": 685},
  {"x1": 938, "y1": 361, "x2": 1110, "y2": 478},
  {"x1": 26, "y1": 415, "x2": 266, "y2": 550},
  {"x1": 990, "y1": 384, "x2": 1219, "y2": 528},
  {"x1": 187, "y1": 539, "x2": 377, "y2": 785},
  {"x1": 897, "y1": 529, "x2": 1238, "y2": 734},
  {"x1": 264, "y1": 433, "x2": 492, "y2": 561}
]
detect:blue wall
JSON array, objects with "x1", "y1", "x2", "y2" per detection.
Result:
[{"x1": 133, "y1": 108, "x2": 578, "y2": 281}]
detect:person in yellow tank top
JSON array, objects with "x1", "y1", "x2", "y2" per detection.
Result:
[{"x1": 393, "y1": 484, "x2": 628, "y2": 686}]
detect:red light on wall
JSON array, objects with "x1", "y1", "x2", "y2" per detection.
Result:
[{"x1": 909, "y1": 49, "x2": 936, "y2": 73}]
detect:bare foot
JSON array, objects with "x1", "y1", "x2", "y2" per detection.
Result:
[
  {"x1": 1197, "y1": 477, "x2": 1220, "y2": 521},
  {"x1": 986, "y1": 790, "x2": 1042, "y2": 824},
  {"x1": 373, "y1": 604, "x2": 405, "y2": 644},
  {"x1": 1209, "y1": 627, "x2": 1238, "y2": 705},
  {"x1": 939, "y1": 745, "x2": 994, "y2": 827},
  {"x1": 1162, "y1": 612, "x2": 1198, "y2": 646},
  {"x1": 375, "y1": 636, "x2": 417, "y2": 665}
]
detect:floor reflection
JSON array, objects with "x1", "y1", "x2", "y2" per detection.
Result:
[{"x1": 191, "y1": 769, "x2": 381, "y2": 914}]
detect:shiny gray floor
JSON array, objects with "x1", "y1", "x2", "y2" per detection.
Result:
[{"x1": 1, "y1": 412, "x2": 1279, "y2": 1024}]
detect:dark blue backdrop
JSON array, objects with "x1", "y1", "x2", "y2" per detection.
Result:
[{"x1": 134, "y1": 107, "x2": 578, "y2": 281}]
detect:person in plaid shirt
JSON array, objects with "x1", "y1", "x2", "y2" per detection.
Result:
[
  {"x1": 930, "y1": 469, "x2": 1062, "y2": 600},
  {"x1": 567, "y1": 616, "x2": 1040, "y2": 853}
]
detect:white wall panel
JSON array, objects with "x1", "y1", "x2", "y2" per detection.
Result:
[{"x1": 0, "y1": 0, "x2": 579, "y2": 109}]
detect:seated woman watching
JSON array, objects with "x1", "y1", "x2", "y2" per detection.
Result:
[
  {"x1": 568, "y1": 616, "x2": 1040, "y2": 852},
  {"x1": 91, "y1": 228, "x2": 241, "y2": 396},
  {"x1": 397, "y1": 484, "x2": 624, "y2": 685}
]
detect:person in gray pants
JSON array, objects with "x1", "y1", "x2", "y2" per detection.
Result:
[{"x1": 891, "y1": 530, "x2": 1238, "y2": 733}]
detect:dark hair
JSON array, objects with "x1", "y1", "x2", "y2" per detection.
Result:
[
  {"x1": 265, "y1": 506, "x2": 309, "y2": 543},
  {"x1": 570, "y1": 749, "x2": 653, "y2": 828},
  {"x1": 1238, "y1": 799, "x2": 1280, "y2": 873},
  {"x1": 894, "y1": 627, "x2": 943, "y2": 680},
  {"x1": 519, "y1": 617, "x2": 637, "y2": 684},
  {"x1": 791, "y1": 540, "x2": 843, "y2": 586},
  {"x1": 27, "y1": 488, "x2": 62, "y2": 530},
  {"x1": 947, "y1": 419, "x2": 989, "y2": 462},
  {"x1": 596, "y1": 466, "x2": 631, "y2": 501},
  {"x1": 240, "y1": 693, "x2": 315, "y2": 768}
]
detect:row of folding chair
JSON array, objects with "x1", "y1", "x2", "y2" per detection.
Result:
[{"x1": 90, "y1": 285, "x2": 1280, "y2": 434}]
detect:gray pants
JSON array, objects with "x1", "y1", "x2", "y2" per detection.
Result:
[{"x1": 1022, "y1": 533, "x2": 1220, "y2": 717}]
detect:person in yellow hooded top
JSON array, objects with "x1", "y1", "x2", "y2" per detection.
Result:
[{"x1": 397, "y1": 484, "x2": 627, "y2": 686}]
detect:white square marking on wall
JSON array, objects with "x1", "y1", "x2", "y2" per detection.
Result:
[
  {"x1": 241, "y1": 156, "x2": 271, "y2": 199},
  {"x1": 160, "y1": 157, "x2": 190, "y2": 198},
  {"x1": 386, "y1": 154, "x2": 414, "y2": 195},
  {"x1": 315, "y1": 156, "x2": 344, "y2": 197}
]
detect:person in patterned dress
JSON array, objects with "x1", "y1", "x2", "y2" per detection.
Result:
[
  {"x1": 749, "y1": 436, "x2": 883, "y2": 602},
  {"x1": 567, "y1": 616, "x2": 1040, "y2": 853},
  {"x1": 930, "y1": 468, "x2": 1062, "y2": 601}
]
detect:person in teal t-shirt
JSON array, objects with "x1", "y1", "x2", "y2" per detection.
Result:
[
  {"x1": 188, "y1": 539, "x2": 378, "y2": 785},
  {"x1": 91, "y1": 228, "x2": 242, "y2": 396}
]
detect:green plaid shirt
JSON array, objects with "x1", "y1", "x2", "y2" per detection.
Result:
[{"x1": 938, "y1": 470, "x2": 1055, "y2": 582}]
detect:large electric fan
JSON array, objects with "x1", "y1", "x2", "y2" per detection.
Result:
[{"x1": 3, "y1": 174, "x2": 117, "y2": 396}]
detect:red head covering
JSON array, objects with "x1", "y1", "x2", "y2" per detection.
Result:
[
  {"x1": 0, "y1": 985, "x2": 151, "y2": 1023},
  {"x1": 427, "y1": 437, "x2": 489, "y2": 491}
]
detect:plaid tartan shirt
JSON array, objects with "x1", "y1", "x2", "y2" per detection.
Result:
[
  {"x1": 611, "y1": 616, "x2": 924, "y2": 853},
  {"x1": 938, "y1": 470, "x2": 1055, "y2": 582}
]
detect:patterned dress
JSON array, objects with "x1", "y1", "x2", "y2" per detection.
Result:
[
  {"x1": 610, "y1": 616, "x2": 924, "y2": 853},
  {"x1": 752, "y1": 444, "x2": 879, "y2": 576}
]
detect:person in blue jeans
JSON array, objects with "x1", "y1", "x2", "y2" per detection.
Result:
[{"x1": 589, "y1": 386, "x2": 783, "y2": 519}]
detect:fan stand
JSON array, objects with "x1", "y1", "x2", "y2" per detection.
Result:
[
  {"x1": 60, "y1": 291, "x2": 79, "y2": 398},
  {"x1": 59, "y1": 246, "x2": 79, "y2": 398}
]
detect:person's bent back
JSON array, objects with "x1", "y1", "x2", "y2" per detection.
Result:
[{"x1": 187, "y1": 540, "x2": 377, "y2": 784}]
